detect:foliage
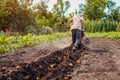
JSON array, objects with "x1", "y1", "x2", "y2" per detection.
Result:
[
  {"x1": 0, "y1": 0, "x2": 35, "y2": 32},
  {"x1": 0, "y1": 31, "x2": 120, "y2": 54},
  {"x1": 109, "y1": 6, "x2": 120, "y2": 21},
  {"x1": 36, "y1": 16, "x2": 51, "y2": 27},
  {"x1": 52, "y1": 0, "x2": 70, "y2": 18},
  {"x1": 0, "y1": 0, "x2": 10, "y2": 30},
  {"x1": 33, "y1": 0, "x2": 68, "y2": 32},
  {"x1": 40, "y1": 26, "x2": 53, "y2": 34},
  {"x1": 75, "y1": 0, "x2": 119, "y2": 21},
  {"x1": 50, "y1": 0, "x2": 70, "y2": 32},
  {"x1": 86, "y1": 31, "x2": 120, "y2": 39},
  {"x1": 0, "y1": 32, "x2": 69, "y2": 53},
  {"x1": 106, "y1": 0, "x2": 116, "y2": 17},
  {"x1": 83, "y1": 0, "x2": 107, "y2": 20},
  {"x1": 84, "y1": 20, "x2": 119, "y2": 32},
  {"x1": 33, "y1": 0, "x2": 48, "y2": 17},
  {"x1": 0, "y1": 0, "x2": 119, "y2": 34}
]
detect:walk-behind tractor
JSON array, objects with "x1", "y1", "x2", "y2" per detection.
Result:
[{"x1": 81, "y1": 30, "x2": 90, "y2": 45}]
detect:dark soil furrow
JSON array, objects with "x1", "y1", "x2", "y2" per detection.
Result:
[
  {"x1": 0, "y1": 37, "x2": 120, "y2": 80},
  {"x1": 0, "y1": 45, "x2": 88, "y2": 80}
]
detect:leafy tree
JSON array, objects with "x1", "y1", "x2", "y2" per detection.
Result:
[
  {"x1": 78, "y1": 3, "x2": 85, "y2": 15},
  {"x1": 84, "y1": 0, "x2": 107, "y2": 20},
  {"x1": 0, "y1": 0, "x2": 10, "y2": 19},
  {"x1": 0, "y1": 0, "x2": 35, "y2": 32},
  {"x1": 51, "y1": 0, "x2": 70, "y2": 32},
  {"x1": 0, "y1": 0, "x2": 11, "y2": 31},
  {"x1": 33, "y1": 0, "x2": 49, "y2": 17},
  {"x1": 52, "y1": 0, "x2": 70, "y2": 18},
  {"x1": 110, "y1": 6, "x2": 120, "y2": 21},
  {"x1": 106, "y1": 0, "x2": 116, "y2": 20},
  {"x1": 33, "y1": 0, "x2": 58, "y2": 29}
]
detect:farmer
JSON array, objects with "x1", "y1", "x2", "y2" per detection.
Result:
[{"x1": 67, "y1": 14, "x2": 84, "y2": 51}]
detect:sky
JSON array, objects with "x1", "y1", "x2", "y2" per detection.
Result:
[
  {"x1": 47, "y1": 0, "x2": 86, "y2": 13},
  {"x1": 33, "y1": 0, "x2": 120, "y2": 14}
]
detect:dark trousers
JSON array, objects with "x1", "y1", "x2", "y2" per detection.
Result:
[{"x1": 71, "y1": 29, "x2": 82, "y2": 50}]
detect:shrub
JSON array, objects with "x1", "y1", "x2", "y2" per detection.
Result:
[{"x1": 40, "y1": 26, "x2": 53, "y2": 34}]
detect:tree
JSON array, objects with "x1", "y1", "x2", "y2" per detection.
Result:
[
  {"x1": 0, "y1": 0, "x2": 11, "y2": 31},
  {"x1": 51, "y1": 0, "x2": 70, "y2": 31},
  {"x1": 84, "y1": 0, "x2": 107, "y2": 20},
  {"x1": 78, "y1": 3, "x2": 84, "y2": 15},
  {"x1": 33, "y1": 0, "x2": 53, "y2": 27},
  {"x1": 52, "y1": 0, "x2": 70, "y2": 18},
  {"x1": 33, "y1": 0, "x2": 49, "y2": 17},
  {"x1": 0, "y1": 0, "x2": 35, "y2": 32},
  {"x1": 8, "y1": 0, "x2": 35, "y2": 32},
  {"x1": 73, "y1": 3, "x2": 85, "y2": 17},
  {"x1": 0, "y1": 0, "x2": 10, "y2": 18},
  {"x1": 110, "y1": 6, "x2": 120, "y2": 21},
  {"x1": 106, "y1": 0, "x2": 116, "y2": 20}
]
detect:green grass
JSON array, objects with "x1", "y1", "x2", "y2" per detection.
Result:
[
  {"x1": 0, "y1": 31, "x2": 119, "y2": 54},
  {"x1": 85, "y1": 31, "x2": 120, "y2": 39},
  {"x1": 84, "y1": 20, "x2": 120, "y2": 32},
  {"x1": 0, "y1": 32, "x2": 69, "y2": 54}
]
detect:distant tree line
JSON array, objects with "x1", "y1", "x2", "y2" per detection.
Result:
[{"x1": 0, "y1": 0, "x2": 119, "y2": 34}]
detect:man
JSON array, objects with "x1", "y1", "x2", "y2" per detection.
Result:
[{"x1": 68, "y1": 14, "x2": 84, "y2": 51}]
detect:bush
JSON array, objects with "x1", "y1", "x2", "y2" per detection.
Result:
[
  {"x1": 0, "y1": 32, "x2": 69, "y2": 53},
  {"x1": 26, "y1": 25, "x2": 39, "y2": 34},
  {"x1": 40, "y1": 26, "x2": 53, "y2": 34}
]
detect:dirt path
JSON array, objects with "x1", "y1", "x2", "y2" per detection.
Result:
[
  {"x1": 0, "y1": 37, "x2": 120, "y2": 80},
  {"x1": 0, "y1": 37, "x2": 72, "y2": 79},
  {"x1": 0, "y1": 37, "x2": 71, "y2": 65},
  {"x1": 71, "y1": 37, "x2": 120, "y2": 80}
]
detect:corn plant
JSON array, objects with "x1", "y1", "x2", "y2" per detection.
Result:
[{"x1": 84, "y1": 20, "x2": 119, "y2": 32}]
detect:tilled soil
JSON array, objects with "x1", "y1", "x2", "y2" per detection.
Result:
[
  {"x1": 71, "y1": 37, "x2": 120, "y2": 80},
  {"x1": 0, "y1": 37, "x2": 120, "y2": 80}
]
